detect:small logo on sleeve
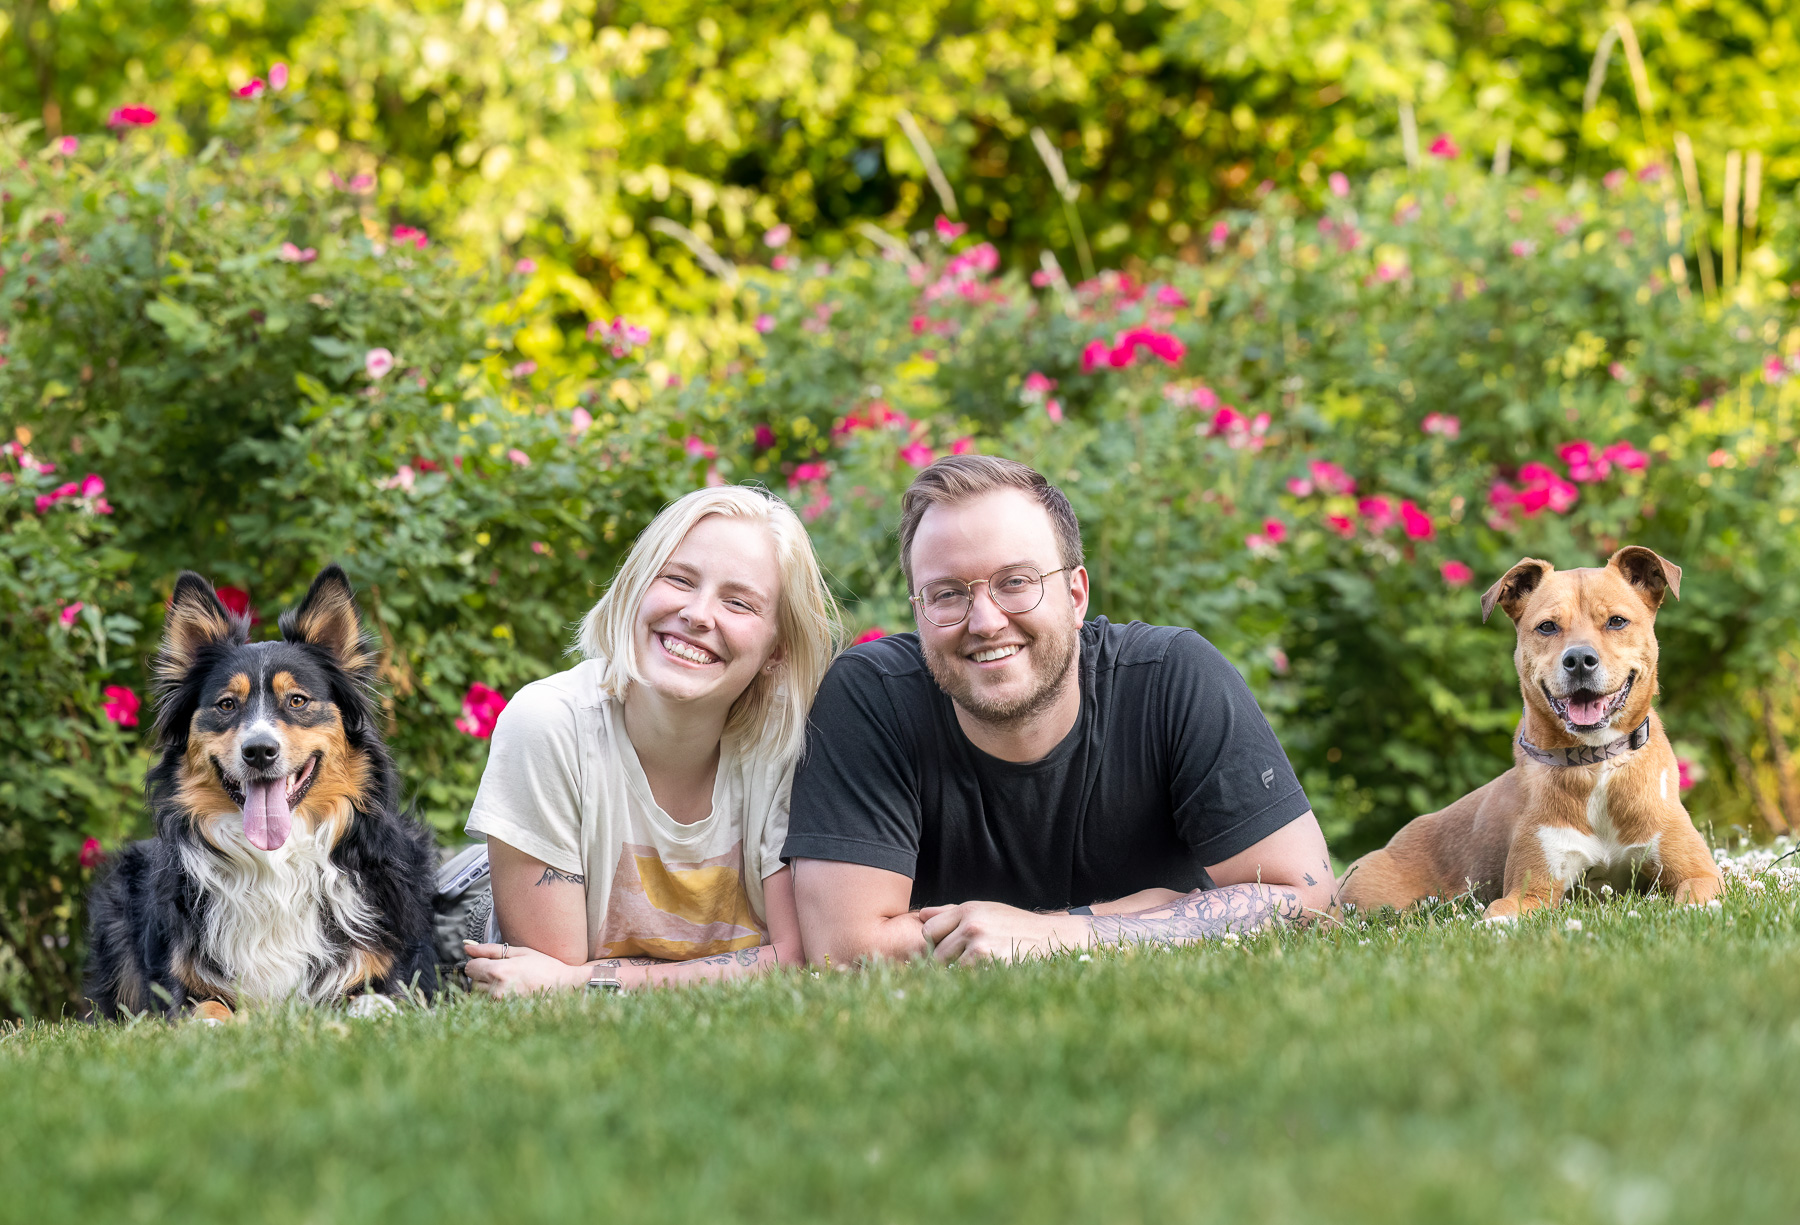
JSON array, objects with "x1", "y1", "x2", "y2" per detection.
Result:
[{"x1": 1261, "y1": 767, "x2": 1275, "y2": 789}]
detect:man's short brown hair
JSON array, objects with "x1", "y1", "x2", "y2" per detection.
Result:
[{"x1": 898, "y1": 454, "x2": 1085, "y2": 593}]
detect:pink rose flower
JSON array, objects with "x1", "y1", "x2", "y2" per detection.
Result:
[
  {"x1": 1421, "y1": 413, "x2": 1460, "y2": 439},
  {"x1": 1325, "y1": 514, "x2": 1356, "y2": 539},
  {"x1": 79, "y1": 838, "x2": 105, "y2": 869},
  {"x1": 531, "y1": 541, "x2": 549, "y2": 555},
  {"x1": 1208, "y1": 221, "x2": 1230, "y2": 251},
  {"x1": 1309, "y1": 461, "x2": 1356, "y2": 497},
  {"x1": 934, "y1": 216, "x2": 967, "y2": 241},
  {"x1": 853, "y1": 628, "x2": 888, "y2": 645},
  {"x1": 507, "y1": 448, "x2": 531, "y2": 467},
  {"x1": 279, "y1": 242, "x2": 318, "y2": 263},
  {"x1": 1045, "y1": 398, "x2": 1064, "y2": 423},
  {"x1": 215, "y1": 586, "x2": 255, "y2": 621},
  {"x1": 1441, "y1": 561, "x2": 1474, "y2": 587},
  {"x1": 60, "y1": 602, "x2": 84, "y2": 627},
  {"x1": 1603, "y1": 169, "x2": 1626, "y2": 192},
  {"x1": 391, "y1": 226, "x2": 428, "y2": 250},
  {"x1": 103, "y1": 685, "x2": 140, "y2": 727},
  {"x1": 270, "y1": 63, "x2": 289, "y2": 91},
  {"x1": 365, "y1": 348, "x2": 395, "y2": 379},
  {"x1": 900, "y1": 440, "x2": 936, "y2": 469},
  {"x1": 1428, "y1": 134, "x2": 1459, "y2": 159},
  {"x1": 754, "y1": 314, "x2": 775, "y2": 334},
  {"x1": 54, "y1": 136, "x2": 78, "y2": 156},
  {"x1": 1399, "y1": 500, "x2": 1434, "y2": 540},
  {"x1": 1510, "y1": 239, "x2": 1537, "y2": 258},
  {"x1": 514, "y1": 258, "x2": 537, "y2": 275},
  {"x1": 951, "y1": 437, "x2": 976, "y2": 456},
  {"x1": 1328, "y1": 172, "x2": 1350, "y2": 199},
  {"x1": 456, "y1": 683, "x2": 508, "y2": 739},
  {"x1": 1558, "y1": 440, "x2": 1611, "y2": 483},
  {"x1": 107, "y1": 106, "x2": 158, "y2": 128},
  {"x1": 1262, "y1": 519, "x2": 1288, "y2": 544},
  {"x1": 1358, "y1": 497, "x2": 1397, "y2": 532},
  {"x1": 1677, "y1": 758, "x2": 1694, "y2": 790},
  {"x1": 753, "y1": 424, "x2": 777, "y2": 450},
  {"x1": 1286, "y1": 478, "x2": 1314, "y2": 497},
  {"x1": 570, "y1": 407, "x2": 594, "y2": 437},
  {"x1": 235, "y1": 78, "x2": 266, "y2": 99},
  {"x1": 1602, "y1": 441, "x2": 1648, "y2": 472},
  {"x1": 764, "y1": 224, "x2": 792, "y2": 248}
]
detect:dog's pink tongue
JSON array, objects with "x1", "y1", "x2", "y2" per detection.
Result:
[
  {"x1": 242, "y1": 779, "x2": 292, "y2": 852},
  {"x1": 1567, "y1": 696, "x2": 1611, "y2": 726}
]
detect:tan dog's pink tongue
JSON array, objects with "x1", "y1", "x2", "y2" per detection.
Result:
[
  {"x1": 242, "y1": 778, "x2": 292, "y2": 851},
  {"x1": 1567, "y1": 696, "x2": 1610, "y2": 725}
]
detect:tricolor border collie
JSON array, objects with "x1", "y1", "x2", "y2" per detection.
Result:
[{"x1": 85, "y1": 565, "x2": 437, "y2": 1019}]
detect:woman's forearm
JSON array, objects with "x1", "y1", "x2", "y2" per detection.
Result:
[{"x1": 579, "y1": 943, "x2": 791, "y2": 989}]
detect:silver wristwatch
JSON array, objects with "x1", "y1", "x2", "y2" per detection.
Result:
[{"x1": 586, "y1": 974, "x2": 624, "y2": 993}]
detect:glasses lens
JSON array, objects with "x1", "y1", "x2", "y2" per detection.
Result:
[
  {"x1": 919, "y1": 582, "x2": 972, "y2": 626},
  {"x1": 989, "y1": 567, "x2": 1046, "y2": 614}
]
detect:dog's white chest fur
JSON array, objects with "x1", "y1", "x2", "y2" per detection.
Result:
[
  {"x1": 182, "y1": 823, "x2": 381, "y2": 1005},
  {"x1": 1535, "y1": 762, "x2": 1662, "y2": 890}
]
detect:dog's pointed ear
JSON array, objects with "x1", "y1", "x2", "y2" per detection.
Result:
[
  {"x1": 1609, "y1": 546, "x2": 1681, "y2": 611},
  {"x1": 157, "y1": 573, "x2": 245, "y2": 684},
  {"x1": 1481, "y1": 558, "x2": 1553, "y2": 624},
  {"x1": 280, "y1": 564, "x2": 378, "y2": 675}
]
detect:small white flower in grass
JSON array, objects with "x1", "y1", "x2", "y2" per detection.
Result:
[
  {"x1": 1357, "y1": 939, "x2": 1371, "y2": 947},
  {"x1": 892, "y1": 990, "x2": 905, "y2": 1000},
  {"x1": 1600, "y1": 884, "x2": 1613, "y2": 896},
  {"x1": 1706, "y1": 899, "x2": 1722, "y2": 911},
  {"x1": 1077, "y1": 954, "x2": 1092, "y2": 962},
  {"x1": 1627, "y1": 910, "x2": 1641, "y2": 918},
  {"x1": 1564, "y1": 919, "x2": 1583, "y2": 932},
  {"x1": 1747, "y1": 879, "x2": 1766, "y2": 892},
  {"x1": 1220, "y1": 931, "x2": 1241, "y2": 945},
  {"x1": 364, "y1": 347, "x2": 394, "y2": 379}
]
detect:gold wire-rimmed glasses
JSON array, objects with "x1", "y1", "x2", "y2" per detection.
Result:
[{"x1": 910, "y1": 565, "x2": 1066, "y2": 628}]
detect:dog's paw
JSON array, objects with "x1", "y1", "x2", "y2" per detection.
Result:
[
  {"x1": 344, "y1": 993, "x2": 401, "y2": 1020},
  {"x1": 190, "y1": 999, "x2": 235, "y2": 1025}
]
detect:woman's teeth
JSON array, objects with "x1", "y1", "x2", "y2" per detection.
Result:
[
  {"x1": 660, "y1": 634, "x2": 719, "y2": 665},
  {"x1": 972, "y1": 645, "x2": 1019, "y2": 663}
]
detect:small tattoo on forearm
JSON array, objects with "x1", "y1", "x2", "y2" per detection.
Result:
[
  {"x1": 536, "y1": 866, "x2": 585, "y2": 886},
  {"x1": 1082, "y1": 883, "x2": 1307, "y2": 946},
  {"x1": 1303, "y1": 873, "x2": 1318, "y2": 887}
]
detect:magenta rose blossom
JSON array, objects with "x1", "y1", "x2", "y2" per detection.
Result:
[
  {"x1": 456, "y1": 683, "x2": 508, "y2": 739},
  {"x1": 79, "y1": 838, "x2": 106, "y2": 869},
  {"x1": 103, "y1": 685, "x2": 141, "y2": 727}
]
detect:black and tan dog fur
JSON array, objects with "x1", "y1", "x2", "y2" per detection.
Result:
[{"x1": 84, "y1": 565, "x2": 437, "y2": 1020}]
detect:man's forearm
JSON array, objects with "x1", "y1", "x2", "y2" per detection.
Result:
[{"x1": 1079, "y1": 882, "x2": 1306, "y2": 946}]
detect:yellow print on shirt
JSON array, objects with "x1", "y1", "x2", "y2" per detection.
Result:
[{"x1": 597, "y1": 841, "x2": 766, "y2": 960}]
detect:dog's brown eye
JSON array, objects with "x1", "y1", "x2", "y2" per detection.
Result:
[
  {"x1": 1606, "y1": 615, "x2": 1629, "y2": 630},
  {"x1": 1535, "y1": 621, "x2": 1558, "y2": 635},
  {"x1": 287, "y1": 694, "x2": 308, "y2": 708},
  {"x1": 217, "y1": 697, "x2": 237, "y2": 711}
]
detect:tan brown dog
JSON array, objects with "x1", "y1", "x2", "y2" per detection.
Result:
[{"x1": 1339, "y1": 546, "x2": 1721, "y2": 920}]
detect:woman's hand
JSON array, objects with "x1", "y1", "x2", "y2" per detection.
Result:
[{"x1": 462, "y1": 940, "x2": 588, "y2": 998}]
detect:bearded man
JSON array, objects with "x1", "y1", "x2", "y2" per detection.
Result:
[{"x1": 785, "y1": 454, "x2": 1335, "y2": 965}]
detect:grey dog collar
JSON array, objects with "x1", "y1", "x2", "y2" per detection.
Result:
[{"x1": 1517, "y1": 716, "x2": 1651, "y2": 768}]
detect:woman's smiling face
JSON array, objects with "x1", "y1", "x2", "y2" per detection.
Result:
[{"x1": 634, "y1": 514, "x2": 783, "y2": 710}]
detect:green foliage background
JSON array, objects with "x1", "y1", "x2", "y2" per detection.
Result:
[{"x1": 4, "y1": 2, "x2": 1800, "y2": 1020}]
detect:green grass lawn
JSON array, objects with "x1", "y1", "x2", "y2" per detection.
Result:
[{"x1": 5, "y1": 873, "x2": 1800, "y2": 1224}]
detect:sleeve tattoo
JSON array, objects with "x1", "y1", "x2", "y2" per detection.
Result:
[
  {"x1": 1082, "y1": 883, "x2": 1306, "y2": 946},
  {"x1": 536, "y1": 866, "x2": 586, "y2": 886}
]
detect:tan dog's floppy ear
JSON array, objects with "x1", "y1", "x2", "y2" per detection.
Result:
[
  {"x1": 280, "y1": 564, "x2": 378, "y2": 676},
  {"x1": 1609, "y1": 545, "x2": 1682, "y2": 610},
  {"x1": 1480, "y1": 558, "x2": 1553, "y2": 624},
  {"x1": 157, "y1": 572, "x2": 245, "y2": 685}
]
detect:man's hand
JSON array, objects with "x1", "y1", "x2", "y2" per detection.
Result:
[{"x1": 918, "y1": 902, "x2": 1090, "y2": 964}]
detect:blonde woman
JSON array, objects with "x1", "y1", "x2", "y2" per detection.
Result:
[{"x1": 462, "y1": 486, "x2": 840, "y2": 993}]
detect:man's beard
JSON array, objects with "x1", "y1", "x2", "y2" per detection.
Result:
[{"x1": 922, "y1": 618, "x2": 1081, "y2": 727}]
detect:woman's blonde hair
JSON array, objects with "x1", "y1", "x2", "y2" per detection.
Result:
[{"x1": 577, "y1": 485, "x2": 842, "y2": 767}]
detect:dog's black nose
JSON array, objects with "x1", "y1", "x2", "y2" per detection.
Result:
[
  {"x1": 241, "y1": 736, "x2": 280, "y2": 772},
  {"x1": 1561, "y1": 645, "x2": 1601, "y2": 675}
]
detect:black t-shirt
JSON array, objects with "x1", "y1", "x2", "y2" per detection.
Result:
[{"x1": 783, "y1": 617, "x2": 1311, "y2": 910}]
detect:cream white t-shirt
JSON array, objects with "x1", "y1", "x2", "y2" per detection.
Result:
[{"x1": 464, "y1": 660, "x2": 792, "y2": 961}]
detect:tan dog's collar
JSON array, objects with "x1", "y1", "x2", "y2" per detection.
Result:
[{"x1": 1518, "y1": 716, "x2": 1651, "y2": 768}]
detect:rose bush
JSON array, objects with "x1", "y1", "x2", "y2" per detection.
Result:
[{"x1": 4, "y1": 115, "x2": 1799, "y2": 1017}]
